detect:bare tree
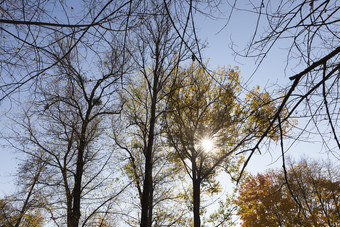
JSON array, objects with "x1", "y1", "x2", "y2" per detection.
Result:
[
  {"x1": 5, "y1": 33, "x2": 129, "y2": 226},
  {"x1": 226, "y1": 0, "x2": 340, "y2": 180},
  {"x1": 0, "y1": 0, "x2": 138, "y2": 103}
]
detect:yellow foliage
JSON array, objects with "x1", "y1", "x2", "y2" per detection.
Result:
[
  {"x1": 244, "y1": 87, "x2": 295, "y2": 141},
  {"x1": 164, "y1": 62, "x2": 245, "y2": 199}
]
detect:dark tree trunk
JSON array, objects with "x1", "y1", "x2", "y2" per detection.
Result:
[
  {"x1": 193, "y1": 178, "x2": 201, "y2": 227},
  {"x1": 140, "y1": 70, "x2": 159, "y2": 227},
  {"x1": 192, "y1": 154, "x2": 201, "y2": 227},
  {"x1": 67, "y1": 123, "x2": 88, "y2": 227},
  {"x1": 68, "y1": 149, "x2": 84, "y2": 226},
  {"x1": 69, "y1": 156, "x2": 83, "y2": 226},
  {"x1": 140, "y1": 147, "x2": 153, "y2": 227}
]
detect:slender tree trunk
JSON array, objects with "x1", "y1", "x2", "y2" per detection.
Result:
[
  {"x1": 69, "y1": 150, "x2": 84, "y2": 226},
  {"x1": 14, "y1": 166, "x2": 43, "y2": 227},
  {"x1": 140, "y1": 71, "x2": 159, "y2": 227},
  {"x1": 64, "y1": 169, "x2": 73, "y2": 227},
  {"x1": 68, "y1": 125, "x2": 87, "y2": 227},
  {"x1": 193, "y1": 178, "x2": 201, "y2": 227},
  {"x1": 141, "y1": 148, "x2": 153, "y2": 227},
  {"x1": 192, "y1": 154, "x2": 201, "y2": 227}
]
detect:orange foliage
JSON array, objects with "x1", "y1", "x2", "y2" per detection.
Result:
[{"x1": 236, "y1": 160, "x2": 340, "y2": 226}]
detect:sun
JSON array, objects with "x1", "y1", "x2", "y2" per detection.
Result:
[{"x1": 201, "y1": 138, "x2": 214, "y2": 152}]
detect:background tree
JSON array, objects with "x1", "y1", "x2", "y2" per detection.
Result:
[
  {"x1": 0, "y1": 157, "x2": 45, "y2": 227},
  {"x1": 236, "y1": 158, "x2": 340, "y2": 227},
  {"x1": 7, "y1": 155, "x2": 46, "y2": 227},
  {"x1": 207, "y1": 189, "x2": 240, "y2": 227}
]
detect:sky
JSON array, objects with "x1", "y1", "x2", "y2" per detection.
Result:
[{"x1": 0, "y1": 0, "x2": 335, "y2": 208}]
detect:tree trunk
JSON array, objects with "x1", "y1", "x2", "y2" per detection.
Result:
[
  {"x1": 193, "y1": 178, "x2": 201, "y2": 227},
  {"x1": 192, "y1": 154, "x2": 201, "y2": 227},
  {"x1": 140, "y1": 150, "x2": 153, "y2": 227},
  {"x1": 140, "y1": 71, "x2": 159, "y2": 227},
  {"x1": 68, "y1": 126, "x2": 87, "y2": 227},
  {"x1": 69, "y1": 153, "x2": 83, "y2": 227},
  {"x1": 68, "y1": 214, "x2": 80, "y2": 227}
]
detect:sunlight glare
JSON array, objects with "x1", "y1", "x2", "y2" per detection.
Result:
[{"x1": 201, "y1": 138, "x2": 214, "y2": 152}]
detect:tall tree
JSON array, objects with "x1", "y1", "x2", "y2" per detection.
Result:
[
  {"x1": 236, "y1": 159, "x2": 340, "y2": 226},
  {"x1": 6, "y1": 35, "x2": 128, "y2": 226},
  {"x1": 163, "y1": 63, "x2": 292, "y2": 226},
  {"x1": 114, "y1": 76, "x2": 190, "y2": 226},
  {"x1": 113, "y1": 1, "x2": 194, "y2": 226}
]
